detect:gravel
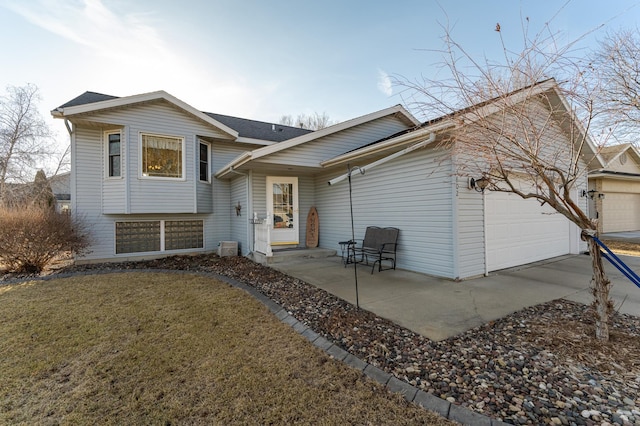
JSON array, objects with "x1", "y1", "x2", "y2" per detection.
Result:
[{"x1": 5, "y1": 253, "x2": 640, "y2": 425}]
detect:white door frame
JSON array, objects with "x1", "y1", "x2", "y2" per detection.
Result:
[{"x1": 266, "y1": 176, "x2": 299, "y2": 245}]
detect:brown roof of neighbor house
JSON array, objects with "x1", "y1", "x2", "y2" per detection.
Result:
[{"x1": 599, "y1": 143, "x2": 633, "y2": 165}]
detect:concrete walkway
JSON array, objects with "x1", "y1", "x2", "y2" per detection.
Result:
[{"x1": 272, "y1": 253, "x2": 640, "y2": 341}]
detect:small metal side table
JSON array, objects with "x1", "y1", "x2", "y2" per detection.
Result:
[{"x1": 338, "y1": 240, "x2": 356, "y2": 266}]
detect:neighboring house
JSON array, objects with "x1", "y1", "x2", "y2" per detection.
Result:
[
  {"x1": 49, "y1": 172, "x2": 71, "y2": 212},
  {"x1": 51, "y1": 80, "x2": 598, "y2": 280},
  {"x1": 589, "y1": 143, "x2": 640, "y2": 233}
]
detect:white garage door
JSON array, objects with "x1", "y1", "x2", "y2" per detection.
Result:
[
  {"x1": 486, "y1": 191, "x2": 571, "y2": 271},
  {"x1": 602, "y1": 193, "x2": 640, "y2": 233}
]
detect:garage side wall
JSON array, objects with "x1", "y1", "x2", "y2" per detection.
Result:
[{"x1": 315, "y1": 146, "x2": 456, "y2": 278}]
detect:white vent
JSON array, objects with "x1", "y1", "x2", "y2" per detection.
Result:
[{"x1": 217, "y1": 241, "x2": 238, "y2": 257}]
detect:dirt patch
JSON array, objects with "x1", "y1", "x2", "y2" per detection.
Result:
[{"x1": 601, "y1": 239, "x2": 640, "y2": 257}]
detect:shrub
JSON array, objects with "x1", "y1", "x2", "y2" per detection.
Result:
[{"x1": 0, "y1": 204, "x2": 90, "y2": 273}]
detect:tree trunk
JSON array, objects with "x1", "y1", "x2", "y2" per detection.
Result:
[{"x1": 586, "y1": 235, "x2": 612, "y2": 341}]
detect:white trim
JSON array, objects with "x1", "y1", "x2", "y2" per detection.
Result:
[
  {"x1": 160, "y1": 220, "x2": 166, "y2": 251},
  {"x1": 589, "y1": 171, "x2": 640, "y2": 181},
  {"x1": 123, "y1": 126, "x2": 130, "y2": 214},
  {"x1": 103, "y1": 130, "x2": 123, "y2": 179},
  {"x1": 266, "y1": 176, "x2": 299, "y2": 245},
  {"x1": 235, "y1": 137, "x2": 277, "y2": 146},
  {"x1": 214, "y1": 105, "x2": 420, "y2": 178},
  {"x1": 52, "y1": 90, "x2": 239, "y2": 139},
  {"x1": 138, "y1": 132, "x2": 186, "y2": 181}
]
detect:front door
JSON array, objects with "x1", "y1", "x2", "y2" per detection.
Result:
[{"x1": 266, "y1": 176, "x2": 299, "y2": 245}]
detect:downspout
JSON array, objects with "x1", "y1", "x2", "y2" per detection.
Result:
[
  {"x1": 451, "y1": 150, "x2": 460, "y2": 280},
  {"x1": 228, "y1": 167, "x2": 252, "y2": 255},
  {"x1": 483, "y1": 191, "x2": 488, "y2": 276}
]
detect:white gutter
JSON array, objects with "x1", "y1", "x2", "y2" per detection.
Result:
[
  {"x1": 214, "y1": 152, "x2": 252, "y2": 179},
  {"x1": 589, "y1": 171, "x2": 640, "y2": 181},
  {"x1": 328, "y1": 132, "x2": 436, "y2": 186},
  {"x1": 322, "y1": 120, "x2": 453, "y2": 169}
]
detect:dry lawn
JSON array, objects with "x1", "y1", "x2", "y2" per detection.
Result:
[
  {"x1": 601, "y1": 239, "x2": 640, "y2": 257},
  {"x1": 0, "y1": 273, "x2": 451, "y2": 425}
]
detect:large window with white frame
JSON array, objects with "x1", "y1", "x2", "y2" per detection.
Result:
[
  {"x1": 105, "y1": 131, "x2": 121, "y2": 178},
  {"x1": 198, "y1": 141, "x2": 210, "y2": 182},
  {"x1": 140, "y1": 133, "x2": 184, "y2": 179},
  {"x1": 115, "y1": 220, "x2": 204, "y2": 254}
]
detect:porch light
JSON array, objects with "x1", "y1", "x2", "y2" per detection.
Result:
[
  {"x1": 469, "y1": 177, "x2": 489, "y2": 193},
  {"x1": 586, "y1": 189, "x2": 597, "y2": 199}
]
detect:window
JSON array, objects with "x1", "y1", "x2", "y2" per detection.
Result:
[
  {"x1": 141, "y1": 133, "x2": 184, "y2": 179},
  {"x1": 115, "y1": 220, "x2": 204, "y2": 254},
  {"x1": 165, "y1": 220, "x2": 204, "y2": 250},
  {"x1": 116, "y1": 221, "x2": 161, "y2": 254},
  {"x1": 106, "y1": 132, "x2": 121, "y2": 177},
  {"x1": 199, "y1": 142, "x2": 210, "y2": 182}
]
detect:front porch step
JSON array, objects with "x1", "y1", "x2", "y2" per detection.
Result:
[{"x1": 251, "y1": 248, "x2": 337, "y2": 265}]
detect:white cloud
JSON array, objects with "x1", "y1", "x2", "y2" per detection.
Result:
[
  {"x1": 377, "y1": 69, "x2": 393, "y2": 96},
  {"x1": 2, "y1": 0, "x2": 279, "y2": 119}
]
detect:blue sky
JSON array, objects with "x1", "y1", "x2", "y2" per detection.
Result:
[{"x1": 1, "y1": 0, "x2": 639, "y2": 157}]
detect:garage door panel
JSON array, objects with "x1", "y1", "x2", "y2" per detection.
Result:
[
  {"x1": 486, "y1": 190, "x2": 571, "y2": 271},
  {"x1": 602, "y1": 193, "x2": 640, "y2": 233}
]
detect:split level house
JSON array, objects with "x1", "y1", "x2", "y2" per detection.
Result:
[{"x1": 51, "y1": 79, "x2": 600, "y2": 280}]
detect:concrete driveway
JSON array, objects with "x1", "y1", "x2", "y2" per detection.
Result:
[{"x1": 272, "y1": 253, "x2": 640, "y2": 341}]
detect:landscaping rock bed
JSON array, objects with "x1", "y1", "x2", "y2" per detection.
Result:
[{"x1": 10, "y1": 254, "x2": 640, "y2": 425}]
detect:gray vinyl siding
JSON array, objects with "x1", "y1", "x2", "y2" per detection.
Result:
[
  {"x1": 261, "y1": 116, "x2": 411, "y2": 167},
  {"x1": 78, "y1": 101, "x2": 232, "y2": 214},
  {"x1": 315, "y1": 145, "x2": 456, "y2": 278},
  {"x1": 211, "y1": 143, "x2": 253, "y2": 251},
  {"x1": 74, "y1": 126, "x2": 114, "y2": 260},
  {"x1": 251, "y1": 172, "x2": 267, "y2": 217},
  {"x1": 73, "y1": 125, "x2": 215, "y2": 261},
  {"x1": 298, "y1": 176, "x2": 315, "y2": 247},
  {"x1": 454, "y1": 173, "x2": 485, "y2": 279},
  {"x1": 230, "y1": 175, "x2": 248, "y2": 253},
  {"x1": 103, "y1": 127, "x2": 126, "y2": 214}
]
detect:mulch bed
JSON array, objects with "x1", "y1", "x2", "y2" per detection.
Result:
[{"x1": 4, "y1": 254, "x2": 640, "y2": 425}]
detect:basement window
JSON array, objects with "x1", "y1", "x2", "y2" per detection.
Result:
[{"x1": 115, "y1": 220, "x2": 204, "y2": 254}]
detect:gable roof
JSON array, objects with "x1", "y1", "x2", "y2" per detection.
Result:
[
  {"x1": 214, "y1": 104, "x2": 420, "y2": 178},
  {"x1": 52, "y1": 90, "x2": 240, "y2": 139},
  {"x1": 323, "y1": 79, "x2": 605, "y2": 170},
  {"x1": 598, "y1": 143, "x2": 640, "y2": 167},
  {"x1": 53, "y1": 91, "x2": 315, "y2": 143}
]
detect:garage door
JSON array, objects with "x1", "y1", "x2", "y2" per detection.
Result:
[
  {"x1": 602, "y1": 193, "x2": 640, "y2": 233},
  {"x1": 485, "y1": 190, "x2": 571, "y2": 271}
]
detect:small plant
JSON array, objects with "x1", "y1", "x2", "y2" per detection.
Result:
[{"x1": 0, "y1": 204, "x2": 89, "y2": 273}]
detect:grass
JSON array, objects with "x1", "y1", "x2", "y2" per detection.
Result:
[{"x1": 0, "y1": 272, "x2": 451, "y2": 425}]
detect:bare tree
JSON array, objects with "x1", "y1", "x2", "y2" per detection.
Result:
[
  {"x1": 0, "y1": 84, "x2": 53, "y2": 205},
  {"x1": 397, "y1": 19, "x2": 614, "y2": 340},
  {"x1": 589, "y1": 28, "x2": 640, "y2": 142},
  {"x1": 279, "y1": 112, "x2": 337, "y2": 130}
]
